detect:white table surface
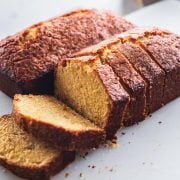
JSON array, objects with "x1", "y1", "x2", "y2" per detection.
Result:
[{"x1": 0, "y1": 0, "x2": 180, "y2": 180}]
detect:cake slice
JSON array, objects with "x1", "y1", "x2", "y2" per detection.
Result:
[
  {"x1": 0, "y1": 115, "x2": 75, "y2": 180},
  {"x1": 55, "y1": 55, "x2": 129, "y2": 139},
  {"x1": 139, "y1": 34, "x2": 180, "y2": 104},
  {"x1": 13, "y1": 94, "x2": 105, "y2": 151}
]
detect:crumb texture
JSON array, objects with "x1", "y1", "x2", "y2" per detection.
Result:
[
  {"x1": 0, "y1": 115, "x2": 60, "y2": 167},
  {"x1": 13, "y1": 94, "x2": 105, "y2": 151},
  {"x1": 55, "y1": 57, "x2": 112, "y2": 129},
  {"x1": 14, "y1": 95, "x2": 101, "y2": 131}
]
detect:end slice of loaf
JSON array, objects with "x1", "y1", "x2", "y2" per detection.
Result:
[
  {"x1": 0, "y1": 115, "x2": 75, "y2": 180},
  {"x1": 13, "y1": 94, "x2": 105, "y2": 151},
  {"x1": 55, "y1": 55, "x2": 129, "y2": 139}
]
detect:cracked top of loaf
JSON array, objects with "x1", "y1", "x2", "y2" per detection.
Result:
[{"x1": 0, "y1": 9, "x2": 135, "y2": 83}]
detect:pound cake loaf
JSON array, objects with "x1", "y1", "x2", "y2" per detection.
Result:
[
  {"x1": 0, "y1": 9, "x2": 136, "y2": 97},
  {"x1": 13, "y1": 94, "x2": 106, "y2": 151},
  {"x1": 0, "y1": 115, "x2": 75, "y2": 180},
  {"x1": 56, "y1": 27, "x2": 180, "y2": 126}
]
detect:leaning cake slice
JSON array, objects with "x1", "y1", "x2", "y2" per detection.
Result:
[{"x1": 13, "y1": 94, "x2": 105, "y2": 151}]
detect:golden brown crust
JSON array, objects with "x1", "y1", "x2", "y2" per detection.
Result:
[
  {"x1": 139, "y1": 34, "x2": 180, "y2": 104},
  {"x1": 74, "y1": 27, "x2": 171, "y2": 57},
  {"x1": 13, "y1": 112, "x2": 106, "y2": 151},
  {"x1": 119, "y1": 27, "x2": 179, "y2": 105},
  {"x1": 118, "y1": 41, "x2": 165, "y2": 113},
  {"x1": 101, "y1": 46, "x2": 146, "y2": 126},
  {"x1": 95, "y1": 63, "x2": 129, "y2": 138},
  {"x1": 0, "y1": 9, "x2": 135, "y2": 97},
  {"x1": 0, "y1": 151, "x2": 75, "y2": 180},
  {"x1": 13, "y1": 97, "x2": 106, "y2": 151}
]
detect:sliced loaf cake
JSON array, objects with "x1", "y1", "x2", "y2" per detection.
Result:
[
  {"x1": 0, "y1": 115, "x2": 75, "y2": 180},
  {"x1": 56, "y1": 27, "x2": 180, "y2": 127},
  {"x1": 13, "y1": 94, "x2": 106, "y2": 151}
]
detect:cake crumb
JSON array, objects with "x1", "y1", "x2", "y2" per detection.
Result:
[
  {"x1": 79, "y1": 172, "x2": 85, "y2": 179},
  {"x1": 110, "y1": 141, "x2": 118, "y2": 148},
  {"x1": 104, "y1": 138, "x2": 118, "y2": 148},
  {"x1": 64, "y1": 173, "x2": 69, "y2": 178},
  {"x1": 121, "y1": 132, "x2": 126, "y2": 135},
  {"x1": 79, "y1": 154, "x2": 86, "y2": 159},
  {"x1": 85, "y1": 152, "x2": 89, "y2": 156},
  {"x1": 109, "y1": 168, "x2": 113, "y2": 172},
  {"x1": 112, "y1": 135, "x2": 117, "y2": 142},
  {"x1": 79, "y1": 151, "x2": 89, "y2": 159},
  {"x1": 88, "y1": 165, "x2": 96, "y2": 169}
]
